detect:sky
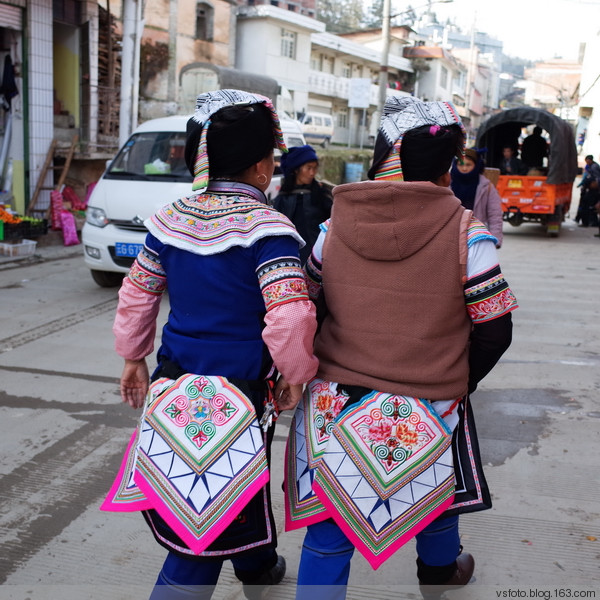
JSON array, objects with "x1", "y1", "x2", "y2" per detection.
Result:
[{"x1": 421, "y1": 0, "x2": 600, "y2": 61}]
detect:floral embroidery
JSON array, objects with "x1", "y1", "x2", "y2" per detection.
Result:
[
  {"x1": 312, "y1": 384, "x2": 348, "y2": 443},
  {"x1": 465, "y1": 264, "x2": 518, "y2": 323},
  {"x1": 304, "y1": 253, "x2": 323, "y2": 302},
  {"x1": 161, "y1": 376, "x2": 239, "y2": 448},
  {"x1": 129, "y1": 246, "x2": 167, "y2": 294},
  {"x1": 467, "y1": 287, "x2": 518, "y2": 323},
  {"x1": 147, "y1": 194, "x2": 302, "y2": 256},
  {"x1": 257, "y1": 257, "x2": 309, "y2": 310},
  {"x1": 351, "y1": 395, "x2": 438, "y2": 474}
]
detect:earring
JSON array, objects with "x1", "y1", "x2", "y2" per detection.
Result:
[{"x1": 257, "y1": 173, "x2": 268, "y2": 185}]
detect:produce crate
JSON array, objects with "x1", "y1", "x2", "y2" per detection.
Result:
[
  {"x1": 0, "y1": 219, "x2": 48, "y2": 241},
  {"x1": 0, "y1": 239, "x2": 37, "y2": 258}
]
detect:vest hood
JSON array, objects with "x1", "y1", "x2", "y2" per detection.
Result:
[{"x1": 331, "y1": 180, "x2": 463, "y2": 261}]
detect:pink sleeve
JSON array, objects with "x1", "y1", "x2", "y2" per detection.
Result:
[
  {"x1": 113, "y1": 276, "x2": 163, "y2": 360},
  {"x1": 262, "y1": 299, "x2": 319, "y2": 385}
]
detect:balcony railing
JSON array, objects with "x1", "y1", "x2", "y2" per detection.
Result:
[{"x1": 308, "y1": 70, "x2": 409, "y2": 106}]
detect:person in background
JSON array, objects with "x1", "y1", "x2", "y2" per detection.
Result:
[
  {"x1": 520, "y1": 126, "x2": 548, "y2": 170},
  {"x1": 451, "y1": 147, "x2": 504, "y2": 247},
  {"x1": 288, "y1": 97, "x2": 517, "y2": 600},
  {"x1": 499, "y1": 145, "x2": 528, "y2": 176},
  {"x1": 273, "y1": 145, "x2": 333, "y2": 264},
  {"x1": 167, "y1": 139, "x2": 190, "y2": 174},
  {"x1": 103, "y1": 89, "x2": 319, "y2": 600},
  {"x1": 575, "y1": 154, "x2": 600, "y2": 226},
  {"x1": 577, "y1": 129, "x2": 586, "y2": 154}
]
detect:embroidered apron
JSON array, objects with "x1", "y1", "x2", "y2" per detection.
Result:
[
  {"x1": 285, "y1": 378, "x2": 456, "y2": 569},
  {"x1": 102, "y1": 374, "x2": 270, "y2": 556}
]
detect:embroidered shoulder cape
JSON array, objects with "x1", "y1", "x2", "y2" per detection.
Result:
[{"x1": 145, "y1": 183, "x2": 304, "y2": 256}]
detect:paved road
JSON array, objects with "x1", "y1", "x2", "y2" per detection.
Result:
[{"x1": 0, "y1": 219, "x2": 598, "y2": 600}]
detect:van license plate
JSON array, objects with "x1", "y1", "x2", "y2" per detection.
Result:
[{"x1": 115, "y1": 242, "x2": 143, "y2": 257}]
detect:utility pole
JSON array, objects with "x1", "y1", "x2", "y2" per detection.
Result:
[
  {"x1": 119, "y1": 0, "x2": 144, "y2": 146},
  {"x1": 377, "y1": 0, "x2": 391, "y2": 117},
  {"x1": 168, "y1": 0, "x2": 178, "y2": 106},
  {"x1": 464, "y1": 12, "x2": 477, "y2": 141}
]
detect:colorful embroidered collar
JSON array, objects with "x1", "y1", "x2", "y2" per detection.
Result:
[{"x1": 145, "y1": 184, "x2": 304, "y2": 256}]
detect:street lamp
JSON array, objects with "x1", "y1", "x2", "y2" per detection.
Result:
[{"x1": 377, "y1": 0, "x2": 453, "y2": 117}]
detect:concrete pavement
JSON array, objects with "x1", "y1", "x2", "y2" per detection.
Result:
[{"x1": 0, "y1": 219, "x2": 599, "y2": 600}]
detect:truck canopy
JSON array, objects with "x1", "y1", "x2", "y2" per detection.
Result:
[
  {"x1": 179, "y1": 63, "x2": 280, "y2": 113},
  {"x1": 476, "y1": 107, "x2": 578, "y2": 185}
]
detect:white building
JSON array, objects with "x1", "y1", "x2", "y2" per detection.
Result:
[
  {"x1": 236, "y1": 5, "x2": 325, "y2": 119},
  {"x1": 235, "y1": 5, "x2": 413, "y2": 146},
  {"x1": 577, "y1": 31, "x2": 600, "y2": 161}
]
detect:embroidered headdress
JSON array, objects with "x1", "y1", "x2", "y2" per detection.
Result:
[
  {"x1": 368, "y1": 97, "x2": 465, "y2": 181},
  {"x1": 187, "y1": 89, "x2": 287, "y2": 192}
]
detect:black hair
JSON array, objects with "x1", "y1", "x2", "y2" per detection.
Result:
[
  {"x1": 184, "y1": 104, "x2": 275, "y2": 179},
  {"x1": 400, "y1": 124, "x2": 465, "y2": 182},
  {"x1": 280, "y1": 173, "x2": 299, "y2": 193}
]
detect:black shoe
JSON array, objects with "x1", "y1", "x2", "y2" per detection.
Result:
[
  {"x1": 419, "y1": 553, "x2": 475, "y2": 599},
  {"x1": 242, "y1": 555, "x2": 286, "y2": 600}
]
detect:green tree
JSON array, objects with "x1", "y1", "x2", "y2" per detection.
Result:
[
  {"x1": 316, "y1": 0, "x2": 366, "y2": 33},
  {"x1": 364, "y1": 0, "x2": 383, "y2": 29}
]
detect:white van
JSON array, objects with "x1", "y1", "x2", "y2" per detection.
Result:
[
  {"x1": 298, "y1": 112, "x2": 334, "y2": 148},
  {"x1": 82, "y1": 114, "x2": 305, "y2": 286}
]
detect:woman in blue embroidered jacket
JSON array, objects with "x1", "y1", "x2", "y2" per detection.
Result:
[{"x1": 105, "y1": 90, "x2": 318, "y2": 600}]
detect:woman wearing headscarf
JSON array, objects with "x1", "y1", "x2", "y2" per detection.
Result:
[
  {"x1": 273, "y1": 145, "x2": 333, "y2": 264},
  {"x1": 102, "y1": 89, "x2": 319, "y2": 600},
  {"x1": 284, "y1": 97, "x2": 518, "y2": 599},
  {"x1": 450, "y1": 147, "x2": 504, "y2": 248}
]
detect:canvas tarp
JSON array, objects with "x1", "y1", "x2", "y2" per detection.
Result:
[{"x1": 476, "y1": 107, "x2": 578, "y2": 185}]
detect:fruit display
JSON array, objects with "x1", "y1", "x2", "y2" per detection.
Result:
[{"x1": 0, "y1": 208, "x2": 48, "y2": 240}]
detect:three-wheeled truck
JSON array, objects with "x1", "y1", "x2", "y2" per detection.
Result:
[{"x1": 476, "y1": 107, "x2": 578, "y2": 237}]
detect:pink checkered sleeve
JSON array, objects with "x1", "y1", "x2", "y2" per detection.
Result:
[
  {"x1": 262, "y1": 300, "x2": 319, "y2": 385},
  {"x1": 113, "y1": 275, "x2": 163, "y2": 360}
]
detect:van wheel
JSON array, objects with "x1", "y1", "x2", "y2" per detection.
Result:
[
  {"x1": 91, "y1": 269, "x2": 125, "y2": 287},
  {"x1": 321, "y1": 138, "x2": 330, "y2": 149}
]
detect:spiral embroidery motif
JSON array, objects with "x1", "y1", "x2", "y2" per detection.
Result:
[
  {"x1": 354, "y1": 396, "x2": 435, "y2": 472},
  {"x1": 161, "y1": 376, "x2": 239, "y2": 448}
]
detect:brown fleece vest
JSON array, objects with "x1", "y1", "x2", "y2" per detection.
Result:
[{"x1": 315, "y1": 184, "x2": 472, "y2": 400}]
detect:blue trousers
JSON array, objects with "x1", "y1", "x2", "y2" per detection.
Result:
[
  {"x1": 295, "y1": 516, "x2": 460, "y2": 600},
  {"x1": 149, "y1": 548, "x2": 277, "y2": 600}
]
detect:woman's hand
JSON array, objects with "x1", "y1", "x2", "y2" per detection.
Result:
[
  {"x1": 274, "y1": 377, "x2": 303, "y2": 411},
  {"x1": 120, "y1": 359, "x2": 149, "y2": 409}
]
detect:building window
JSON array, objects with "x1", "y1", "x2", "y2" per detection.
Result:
[
  {"x1": 320, "y1": 55, "x2": 334, "y2": 74},
  {"x1": 342, "y1": 62, "x2": 351, "y2": 78},
  {"x1": 196, "y1": 1, "x2": 214, "y2": 41},
  {"x1": 440, "y1": 65, "x2": 448, "y2": 89},
  {"x1": 288, "y1": 3, "x2": 295, "y2": 10},
  {"x1": 281, "y1": 29, "x2": 297, "y2": 59},
  {"x1": 54, "y1": 0, "x2": 81, "y2": 25},
  {"x1": 338, "y1": 109, "x2": 348, "y2": 129}
]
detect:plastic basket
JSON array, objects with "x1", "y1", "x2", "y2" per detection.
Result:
[
  {"x1": 0, "y1": 220, "x2": 48, "y2": 241},
  {"x1": 0, "y1": 239, "x2": 37, "y2": 258}
]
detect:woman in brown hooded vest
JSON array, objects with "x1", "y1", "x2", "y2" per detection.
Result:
[{"x1": 286, "y1": 97, "x2": 518, "y2": 600}]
